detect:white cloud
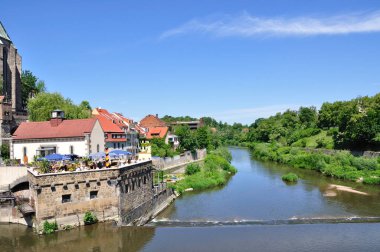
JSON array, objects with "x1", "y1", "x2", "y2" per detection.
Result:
[
  {"x1": 160, "y1": 11, "x2": 380, "y2": 39},
  {"x1": 208, "y1": 104, "x2": 302, "y2": 124}
]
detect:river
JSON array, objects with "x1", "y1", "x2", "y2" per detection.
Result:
[{"x1": 1, "y1": 147, "x2": 380, "y2": 251}]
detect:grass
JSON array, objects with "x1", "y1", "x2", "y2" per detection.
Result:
[
  {"x1": 291, "y1": 130, "x2": 334, "y2": 149},
  {"x1": 282, "y1": 173, "x2": 299, "y2": 182},
  {"x1": 251, "y1": 142, "x2": 380, "y2": 184},
  {"x1": 171, "y1": 148, "x2": 237, "y2": 194}
]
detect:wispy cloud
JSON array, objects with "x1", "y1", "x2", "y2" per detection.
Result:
[
  {"x1": 160, "y1": 11, "x2": 380, "y2": 39},
  {"x1": 208, "y1": 104, "x2": 303, "y2": 124}
]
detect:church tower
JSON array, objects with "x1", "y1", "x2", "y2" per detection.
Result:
[
  {"x1": 0, "y1": 21, "x2": 26, "y2": 148},
  {"x1": 0, "y1": 21, "x2": 22, "y2": 113}
]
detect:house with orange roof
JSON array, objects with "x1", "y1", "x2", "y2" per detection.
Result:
[
  {"x1": 92, "y1": 108, "x2": 139, "y2": 155},
  {"x1": 138, "y1": 114, "x2": 179, "y2": 158},
  {"x1": 11, "y1": 110, "x2": 105, "y2": 161}
]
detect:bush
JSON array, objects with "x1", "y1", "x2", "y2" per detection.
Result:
[
  {"x1": 172, "y1": 147, "x2": 237, "y2": 194},
  {"x1": 83, "y1": 211, "x2": 98, "y2": 225},
  {"x1": 185, "y1": 163, "x2": 201, "y2": 175},
  {"x1": 43, "y1": 220, "x2": 58, "y2": 234},
  {"x1": 282, "y1": 173, "x2": 298, "y2": 182},
  {"x1": 363, "y1": 177, "x2": 380, "y2": 185}
]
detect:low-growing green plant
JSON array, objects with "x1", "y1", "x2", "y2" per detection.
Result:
[
  {"x1": 363, "y1": 177, "x2": 380, "y2": 185},
  {"x1": 185, "y1": 163, "x2": 201, "y2": 175},
  {"x1": 251, "y1": 143, "x2": 380, "y2": 184},
  {"x1": 83, "y1": 211, "x2": 98, "y2": 225},
  {"x1": 63, "y1": 224, "x2": 73, "y2": 231},
  {"x1": 282, "y1": 173, "x2": 299, "y2": 182},
  {"x1": 172, "y1": 147, "x2": 237, "y2": 194},
  {"x1": 43, "y1": 220, "x2": 58, "y2": 234}
]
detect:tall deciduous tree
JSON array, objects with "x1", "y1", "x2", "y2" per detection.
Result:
[
  {"x1": 21, "y1": 70, "x2": 46, "y2": 108},
  {"x1": 27, "y1": 92, "x2": 92, "y2": 122}
]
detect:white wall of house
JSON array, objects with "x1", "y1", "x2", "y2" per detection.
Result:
[
  {"x1": 13, "y1": 138, "x2": 87, "y2": 160},
  {"x1": 90, "y1": 120, "x2": 105, "y2": 154}
]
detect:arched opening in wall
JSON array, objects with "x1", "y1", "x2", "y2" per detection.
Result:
[
  {"x1": 11, "y1": 181, "x2": 30, "y2": 204},
  {"x1": 97, "y1": 144, "x2": 100, "y2": 152}
]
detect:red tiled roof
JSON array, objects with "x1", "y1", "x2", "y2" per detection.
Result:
[
  {"x1": 146, "y1": 126, "x2": 168, "y2": 139},
  {"x1": 114, "y1": 113, "x2": 133, "y2": 124},
  {"x1": 140, "y1": 114, "x2": 167, "y2": 128},
  {"x1": 13, "y1": 118, "x2": 98, "y2": 140},
  {"x1": 96, "y1": 115, "x2": 124, "y2": 133},
  {"x1": 92, "y1": 108, "x2": 129, "y2": 133}
]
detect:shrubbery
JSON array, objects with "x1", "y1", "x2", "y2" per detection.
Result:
[
  {"x1": 282, "y1": 173, "x2": 298, "y2": 182},
  {"x1": 43, "y1": 220, "x2": 58, "y2": 234},
  {"x1": 83, "y1": 211, "x2": 98, "y2": 225},
  {"x1": 251, "y1": 143, "x2": 380, "y2": 183},
  {"x1": 172, "y1": 148, "x2": 237, "y2": 194},
  {"x1": 185, "y1": 163, "x2": 201, "y2": 175}
]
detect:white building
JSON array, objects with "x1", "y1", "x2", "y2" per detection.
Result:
[{"x1": 11, "y1": 110, "x2": 105, "y2": 161}]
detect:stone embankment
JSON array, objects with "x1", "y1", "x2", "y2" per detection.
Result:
[{"x1": 152, "y1": 149, "x2": 206, "y2": 173}]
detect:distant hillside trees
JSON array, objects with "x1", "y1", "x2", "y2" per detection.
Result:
[{"x1": 248, "y1": 93, "x2": 380, "y2": 151}]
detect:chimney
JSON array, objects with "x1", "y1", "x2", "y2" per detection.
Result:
[{"x1": 50, "y1": 110, "x2": 65, "y2": 127}]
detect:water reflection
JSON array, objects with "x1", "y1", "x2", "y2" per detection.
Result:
[
  {"x1": 0, "y1": 223, "x2": 155, "y2": 252},
  {"x1": 157, "y1": 148, "x2": 380, "y2": 221}
]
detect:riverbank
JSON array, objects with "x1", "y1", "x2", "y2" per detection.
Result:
[
  {"x1": 170, "y1": 148, "x2": 237, "y2": 194},
  {"x1": 250, "y1": 143, "x2": 380, "y2": 184}
]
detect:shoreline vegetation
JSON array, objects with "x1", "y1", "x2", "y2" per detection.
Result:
[
  {"x1": 170, "y1": 147, "x2": 237, "y2": 194},
  {"x1": 251, "y1": 143, "x2": 380, "y2": 185}
]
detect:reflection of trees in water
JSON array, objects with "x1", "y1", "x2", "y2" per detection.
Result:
[
  {"x1": 252, "y1": 156, "x2": 380, "y2": 217},
  {"x1": 0, "y1": 223, "x2": 155, "y2": 252}
]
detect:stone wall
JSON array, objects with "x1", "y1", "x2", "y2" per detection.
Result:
[
  {"x1": 152, "y1": 148, "x2": 207, "y2": 170},
  {"x1": 27, "y1": 160, "x2": 174, "y2": 230}
]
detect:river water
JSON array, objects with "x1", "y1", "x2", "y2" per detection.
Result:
[{"x1": 2, "y1": 147, "x2": 380, "y2": 251}]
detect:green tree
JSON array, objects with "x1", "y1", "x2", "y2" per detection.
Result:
[
  {"x1": 27, "y1": 92, "x2": 92, "y2": 122},
  {"x1": 298, "y1": 106, "x2": 317, "y2": 128},
  {"x1": 21, "y1": 70, "x2": 46, "y2": 108},
  {"x1": 174, "y1": 125, "x2": 197, "y2": 151},
  {"x1": 0, "y1": 144, "x2": 10, "y2": 160},
  {"x1": 196, "y1": 126, "x2": 211, "y2": 149}
]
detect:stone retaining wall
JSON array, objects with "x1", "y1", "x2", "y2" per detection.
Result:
[{"x1": 26, "y1": 160, "x2": 174, "y2": 231}]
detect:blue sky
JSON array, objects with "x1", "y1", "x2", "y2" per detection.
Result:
[{"x1": 2, "y1": 0, "x2": 380, "y2": 124}]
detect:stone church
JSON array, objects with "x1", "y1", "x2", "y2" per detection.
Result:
[{"x1": 0, "y1": 21, "x2": 27, "y2": 146}]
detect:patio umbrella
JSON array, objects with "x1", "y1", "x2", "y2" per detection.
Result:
[
  {"x1": 89, "y1": 152, "x2": 119, "y2": 159},
  {"x1": 109, "y1": 150, "x2": 132, "y2": 156},
  {"x1": 38, "y1": 153, "x2": 71, "y2": 161},
  {"x1": 89, "y1": 152, "x2": 106, "y2": 159}
]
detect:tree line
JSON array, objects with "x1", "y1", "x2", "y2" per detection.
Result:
[{"x1": 248, "y1": 93, "x2": 380, "y2": 151}]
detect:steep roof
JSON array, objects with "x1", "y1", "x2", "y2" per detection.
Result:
[
  {"x1": 13, "y1": 118, "x2": 98, "y2": 140},
  {"x1": 96, "y1": 115, "x2": 124, "y2": 133},
  {"x1": 0, "y1": 21, "x2": 11, "y2": 41},
  {"x1": 146, "y1": 126, "x2": 169, "y2": 139},
  {"x1": 92, "y1": 108, "x2": 126, "y2": 133},
  {"x1": 140, "y1": 115, "x2": 167, "y2": 128}
]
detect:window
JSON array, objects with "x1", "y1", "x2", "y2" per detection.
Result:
[
  {"x1": 114, "y1": 143, "x2": 116, "y2": 148},
  {"x1": 23, "y1": 147, "x2": 27, "y2": 157},
  {"x1": 90, "y1": 191, "x2": 98, "y2": 199},
  {"x1": 97, "y1": 144, "x2": 100, "y2": 152},
  {"x1": 62, "y1": 194, "x2": 71, "y2": 203},
  {"x1": 70, "y1": 145, "x2": 74, "y2": 154}
]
